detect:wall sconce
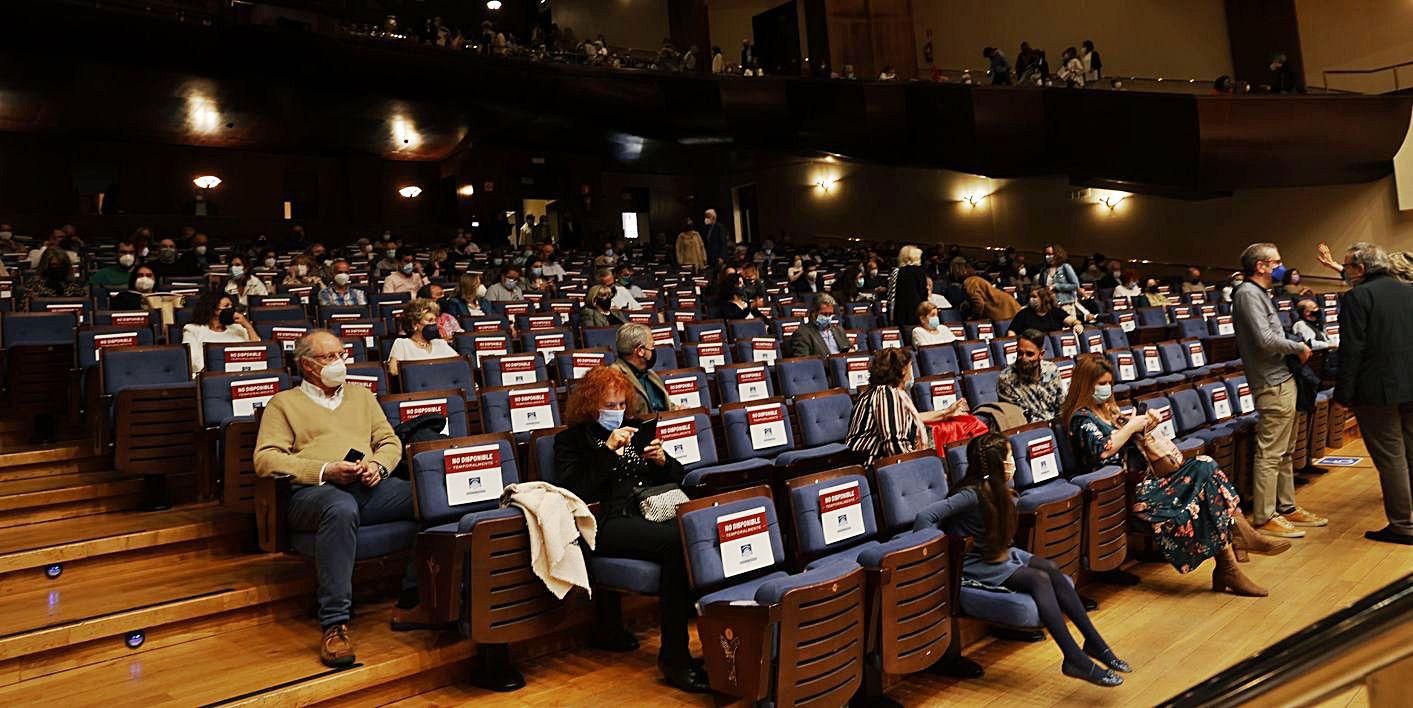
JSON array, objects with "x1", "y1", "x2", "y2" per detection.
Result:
[
  {"x1": 398, "y1": 185, "x2": 423, "y2": 198},
  {"x1": 457, "y1": 184, "x2": 476, "y2": 197},
  {"x1": 193, "y1": 175, "x2": 222, "y2": 190},
  {"x1": 814, "y1": 177, "x2": 839, "y2": 194},
  {"x1": 962, "y1": 194, "x2": 984, "y2": 208},
  {"x1": 1095, "y1": 190, "x2": 1131, "y2": 211},
  {"x1": 486, "y1": 0, "x2": 502, "y2": 9}
]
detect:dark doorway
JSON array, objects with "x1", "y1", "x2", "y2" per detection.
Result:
[
  {"x1": 732, "y1": 183, "x2": 759, "y2": 246},
  {"x1": 752, "y1": 2, "x2": 801, "y2": 76}
]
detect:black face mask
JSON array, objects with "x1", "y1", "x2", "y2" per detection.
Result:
[
  {"x1": 643, "y1": 347, "x2": 658, "y2": 369},
  {"x1": 218, "y1": 308, "x2": 237, "y2": 326},
  {"x1": 1146, "y1": 285, "x2": 1160, "y2": 293},
  {"x1": 420, "y1": 324, "x2": 440, "y2": 341},
  {"x1": 595, "y1": 297, "x2": 612, "y2": 310}
]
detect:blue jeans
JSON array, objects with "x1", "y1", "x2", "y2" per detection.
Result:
[{"x1": 287, "y1": 478, "x2": 415, "y2": 628}]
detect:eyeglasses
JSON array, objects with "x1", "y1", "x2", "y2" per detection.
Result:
[{"x1": 306, "y1": 351, "x2": 344, "y2": 364}]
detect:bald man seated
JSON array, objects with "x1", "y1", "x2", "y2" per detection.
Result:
[{"x1": 254, "y1": 330, "x2": 426, "y2": 667}]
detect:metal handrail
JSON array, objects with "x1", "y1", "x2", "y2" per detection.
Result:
[{"x1": 1323, "y1": 59, "x2": 1413, "y2": 91}]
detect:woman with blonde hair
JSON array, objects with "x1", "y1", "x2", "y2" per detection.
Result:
[
  {"x1": 1062, "y1": 355, "x2": 1286, "y2": 595},
  {"x1": 889, "y1": 244, "x2": 930, "y2": 332},
  {"x1": 386, "y1": 299, "x2": 457, "y2": 376},
  {"x1": 282, "y1": 254, "x2": 324, "y2": 288}
]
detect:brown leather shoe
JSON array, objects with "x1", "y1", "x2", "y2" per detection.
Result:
[
  {"x1": 320, "y1": 624, "x2": 356, "y2": 667},
  {"x1": 1212, "y1": 546, "x2": 1268, "y2": 597},
  {"x1": 1232, "y1": 512, "x2": 1293, "y2": 557},
  {"x1": 1284, "y1": 507, "x2": 1328, "y2": 527}
]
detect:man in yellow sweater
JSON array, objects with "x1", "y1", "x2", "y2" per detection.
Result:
[{"x1": 254, "y1": 329, "x2": 412, "y2": 668}]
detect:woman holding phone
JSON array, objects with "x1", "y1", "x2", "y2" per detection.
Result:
[{"x1": 553, "y1": 366, "x2": 707, "y2": 694}]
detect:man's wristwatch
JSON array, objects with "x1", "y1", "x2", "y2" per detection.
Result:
[{"x1": 372, "y1": 461, "x2": 390, "y2": 480}]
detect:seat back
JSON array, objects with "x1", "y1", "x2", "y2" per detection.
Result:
[
  {"x1": 453, "y1": 332, "x2": 511, "y2": 365},
  {"x1": 199, "y1": 371, "x2": 292, "y2": 427},
  {"x1": 399, "y1": 356, "x2": 477, "y2": 400},
  {"x1": 727, "y1": 318, "x2": 769, "y2": 341},
  {"x1": 318, "y1": 304, "x2": 371, "y2": 323},
  {"x1": 874, "y1": 451, "x2": 950, "y2": 534},
  {"x1": 3, "y1": 311, "x2": 75, "y2": 346},
  {"x1": 658, "y1": 367, "x2": 713, "y2": 410},
  {"x1": 734, "y1": 337, "x2": 781, "y2": 367},
  {"x1": 792, "y1": 389, "x2": 853, "y2": 446},
  {"x1": 250, "y1": 305, "x2": 308, "y2": 324},
  {"x1": 1177, "y1": 318, "x2": 1207, "y2": 339},
  {"x1": 683, "y1": 319, "x2": 727, "y2": 344},
  {"x1": 678, "y1": 489, "x2": 786, "y2": 593},
  {"x1": 103, "y1": 345, "x2": 199, "y2": 476},
  {"x1": 514, "y1": 312, "x2": 566, "y2": 334},
  {"x1": 911, "y1": 374, "x2": 961, "y2": 413},
  {"x1": 649, "y1": 344, "x2": 679, "y2": 371},
  {"x1": 480, "y1": 383, "x2": 562, "y2": 438},
  {"x1": 329, "y1": 318, "x2": 386, "y2": 353},
  {"x1": 718, "y1": 362, "x2": 775, "y2": 404},
  {"x1": 30, "y1": 297, "x2": 92, "y2": 325},
  {"x1": 522, "y1": 328, "x2": 573, "y2": 365},
  {"x1": 1180, "y1": 338, "x2": 1208, "y2": 370},
  {"x1": 254, "y1": 321, "x2": 311, "y2": 353},
  {"x1": 1208, "y1": 315, "x2": 1235, "y2": 336},
  {"x1": 1106, "y1": 349, "x2": 1139, "y2": 383},
  {"x1": 776, "y1": 356, "x2": 829, "y2": 397},
  {"x1": 1132, "y1": 344, "x2": 1166, "y2": 378},
  {"x1": 1053, "y1": 357, "x2": 1075, "y2": 396},
  {"x1": 1167, "y1": 388, "x2": 1210, "y2": 435},
  {"x1": 655, "y1": 409, "x2": 725, "y2": 471},
  {"x1": 961, "y1": 369, "x2": 1001, "y2": 408},
  {"x1": 1007, "y1": 424, "x2": 1065, "y2": 489},
  {"x1": 344, "y1": 361, "x2": 389, "y2": 395},
  {"x1": 529, "y1": 425, "x2": 568, "y2": 483},
  {"x1": 681, "y1": 341, "x2": 731, "y2": 374},
  {"x1": 963, "y1": 320, "x2": 996, "y2": 341},
  {"x1": 102, "y1": 344, "x2": 191, "y2": 394},
  {"x1": 93, "y1": 309, "x2": 160, "y2": 329},
  {"x1": 1135, "y1": 393, "x2": 1180, "y2": 441},
  {"x1": 955, "y1": 339, "x2": 993, "y2": 370},
  {"x1": 554, "y1": 348, "x2": 615, "y2": 381},
  {"x1": 867, "y1": 326, "x2": 904, "y2": 351},
  {"x1": 1224, "y1": 375, "x2": 1256, "y2": 415},
  {"x1": 786, "y1": 468, "x2": 879, "y2": 563},
  {"x1": 337, "y1": 337, "x2": 368, "y2": 363},
  {"x1": 942, "y1": 440, "x2": 971, "y2": 486},
  {"x1": 203, "y1": 340, "x2": 283, "y2": 374},
  {"x1": 915, "y1": 343, "x2": 960, "y2": 376},
  {"x1": 828, "y1": 352, "x2": 873, "y2": 393},
  {"x1": 1101, "y1": 325, "x2": 1129, "y2": 350},
  {"x1": 1136, "y1": 307, "x2": 1167, "y2": 327},
  {"x1": 79, "y1": 326, "x2": 154, "y2": 369},
  {"x1": 482, "y1": 353, "x2": 548, "y2": 388},
  {"x1": 1079, "y1": 328, "x2": 1107, "y2": 354},
  {"x1": 1049, "y1": 331, "x2": 1081, "y2": 359},
  {"x1": 989, "y1": 336, "x2": 1019, "y2": 368},
  {"x1": 1157, "y1": 341, "x2": 1189, "y2": 376},
  {"x1": 1196, "y1": 380, "x2": 1235, "y2": 424},
  {"x1": 721, "y1": 397, "x2": 796, "y2": 461},
  {"x1": 408, "y1": 433, "x2": 519, "y2": 526},
  {"x1": 379, "y1": 389, "x2": 470, "y2": 438}
]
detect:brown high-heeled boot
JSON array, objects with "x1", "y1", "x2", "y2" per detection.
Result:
[
  {"x1": 1212, "y1": 545, "x2": 1268, "y2": 597},
  {"x1": 1231, "y1": 511, "x2": 1292, "y2": 561}
]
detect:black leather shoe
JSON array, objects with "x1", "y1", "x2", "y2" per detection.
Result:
[
  {"x1": 1365, "y1": 527, "x2": 1413, "y2": 545},
  {"x1": 1081, "y1": 594, "x2": 1099, "y2": 611},
  {"x1": 660, "y1": 661, "x2": 711, "y2": 693},
  {"x1": 1083, "y1": 642, "x2": 1132, "y2": 673},
  {"x1": 1062, "y1": 660, "x2": 1123, "y2": 687},
  {"x1": 588, "y1": 626, "x2": 640, "y2": 652}
]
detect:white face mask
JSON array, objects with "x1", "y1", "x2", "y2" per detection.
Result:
[
  {"x1": 314, "y1": 357, "x2": 346, "y2": 387},
  {"x1": 296, "y1": 264, "x2": 309, "y2": 276},
  {"x1": 230, "y1": 265, "x2": 245, "y2": 278},
  {"x1": 195, "y1": 245, "x2": 207, "y2": 255},
  {"x1": 264, "y1": 258, "x2": 276, "y2": 268},
  {"x1": 118, "y1": 254, "x2": 136, "y2": 267},
  {"x1": 333, "y1": 272, "x2": 350, "y2": 286},
  {"x1": 135, "y1": 276, "x2": 155, "y2": 292},
  {"x1": 474, "y1": 284, "x2": 487, "y2": 298},
  {"x1": 1003, "y1": 454, "x2": 1017, "y2": 481}
]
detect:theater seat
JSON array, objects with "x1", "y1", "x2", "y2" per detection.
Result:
[
  {"x1": 776, "y1": 356, "x2": 829, "y2": 397},
  {"x1": 1006, "y1": 424, "x2": 1085, "y2": 577},
  {"x1": 961, "y1": 368, "x2": 1001, "y2": 408}
]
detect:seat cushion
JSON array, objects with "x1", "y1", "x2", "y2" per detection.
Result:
[
  {"x1": 772, "y1": 442, "x2": 849, "y2": 468},
  {"x1": 959, "y1": 586, "x2": 1040, "y2": 628},
  {"x1": 802, "y1": 540, "x2": 883, "y2": 571},
  {"x1": 696, "y1": 570, "x2": 791, "y2": 610},
  {"x1": 1176, "y1": 437, "x2": 1208, "y2": 455},
  {"x1": 681, "y1": 458, "x2": 773, "y2": 487},
  {"x1": 291, "y1": 520, "x2": 418, "y2": 560},
  {"x1": 1016, "y1": 480, "x2": 1082, "y2": 512},
  {"x1": 855, "y1": 528, "x2": 945, "y2": 568},
  {"x1": 589, "y1": 556, "x2": 661, "y2": 594},
  {"x1": 455, "y1": 506, "x2": 524, "y2": 532},
  {"x1": 1156, "y1": 374, "x2": 1187, "y2": 387},
  {"x1": 754, "y1": 563, "x2": 858, "y2": 604}
]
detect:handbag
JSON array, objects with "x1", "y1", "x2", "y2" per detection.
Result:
[
  {"x1": 633, "y1": 483, "x2": 690, "y2": 523},
  {"x1": 1135, "y1": 427, "x2": 1183, "y2": 477}
]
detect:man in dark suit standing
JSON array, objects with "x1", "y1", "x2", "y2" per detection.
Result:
[
  {"x1": 702, "y1": 208, "x2": 727, "y2": 270},
  {"x1": 1336, "y1": 242, "x2": 1413, "y2": 545},
  {"x1": 787, "y1": 294, "x2": 852, "y2": 357}
]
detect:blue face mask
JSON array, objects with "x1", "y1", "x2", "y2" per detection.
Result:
[
  {"x1": 1093, "y1": 384, "x2": 1113, "y2": 403},
  {"x1": 598, "y1": 408, "x2": 625, "y2": 432},
  {"x1": 927, "y1": 315, "x2": 940, "y2": 329},
  {"x1": 1270, "y1": 264, "x2": 1287, "y2": 282},
  {"x1": 815, "y1": 315, "x2": 833, "y2": 330}
]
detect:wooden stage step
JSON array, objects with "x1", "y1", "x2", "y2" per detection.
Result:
[
  {"x1": 0, "y1": 505, "x2": 250, "y2": 577},
  {"x1": 0, "y1": 443, "x2": 108, "y2": 483},
  {"x1": 0, "y1": 470, "x2": 143, "y2": 528}
]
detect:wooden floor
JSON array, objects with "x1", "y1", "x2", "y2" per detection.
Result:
[
  {"x1": 394, "y1": 439, "x2": 1411, "y2": 708},
  {"x1": 0, "y1": 435, "x2": 1406, "y2": 707}
]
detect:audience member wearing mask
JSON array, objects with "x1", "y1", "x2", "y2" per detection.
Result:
[
  {"x1": 1079, "y1": 263, "x2": 1104, "y2": 284},
  {"x1": 416, "y1": 283, "x2": 464, "y2": 339},
  {"x1": 737, "y1": 264, "x2": 766, "y2": 303},
  {"x1": 1291, "y1": 299, "x2": 1333, "y2": 351},
  {"x1": 374, "y1": 243, "x2": 401, "y2": 278},
  {"x1": 485, "y1": 266, "x2": 525, "y2": 302},
  {"x1": 174, "y1": 233, "x2": 212, "y2": 276},
  {"x1": 181, "y1": 290, "x2": 257, "y2": 375},
  {"x1": 674, "y1": 219, "x2": 707, "y2": 271},
  {"x1": 27, "y1": 228, "x2": 79, "y2": 268},
  {"x1": 605, "y1": 266, "x2": 642, "y2": 310},
  {"x1": 925, "y1": 276, "x2": 952, "y2": 310},
  {"x1": 962, "y1": 265, "x2": 1023, "y2": 321},
  {"x1": 1181, "y1": 267, "x2": 1207, "y2": 295},
  {"x1": 23, "y1": 247, "x2": 86, "y2": 307},
  {"x1": 1279, "y1": 268, "x2": 1311, "y2": 298},
  {"x1": 1220, "y1": 272, "x2": 1244, "y2": 303},
  {"x1": 89, "y1": 241, "x2": 140, "y2": 289},
  {"x1": 442, "y1": 274, "x2": 486, "y2": 317},
  {"x1": 913, "y1": 301, "x2": 958, "y2": 346},
  {"x1": 223, "y1": 255, "x2": 270, "y2": 307},
  {"x1": 423, "y1": 248, "x2": 450, "y2": 282},
  {"x1": 580, "y1": 284, "x2": 627, "y2": 328},
  {"x1": 306, "y1": 243, "x2": 334, "y2": 283},
  {"x1": 1064, "y1": 354, "x2": 1286, "y2": 596},
  {"x1": 1113, "y1": 270, "x2": 1143, "y2": 300},
  {"x1": 1097, "y1": 260, "x2": 1124, "y2": 289},
  {"x1": 787, "y1": 294, "x2": 852, "y2": 357},
  {"x1": 890, "y1": 245, "x2": 930, "y2": 332},
  {"x1": 701, "y1": 208, "x2": 726, "y2": 268},
  {"x1": 150, "y1": 238, "x2": 184, "y2": 278},
  {"x1": 607, "y1": 324, "x2": 672, "y2": 417},
  {"x1": 789, "y1": 261, "x2": 824, "y2": 294},
  {"x1": 846, "y1": 348, "x2": 966, "y2": 466},
  {"x1": 1136, "y1": 278, "x2": 1172, "y2": 307},
  {"x1": 830, "y1": 266, "x2": 863, "y2": 304},
  {"x1": 109, "y1": 264, "x2": 161, "y2": 311},
  {"x1": 1036, "y1": 243, "x2": 1081, "y2": 309},
  {"x1": 998, "y1": 329, "x2": 1067, "y2": 423},
  {"x1": 914, "y1": 432, "x2": 1125, "y2": 687},
  {"x1": 318, "y1": 260, "x2": 367, "y2": 306},
  {"x1": 284, "y1": 254, "x2": 325, "y2": 288},
  {"x1": 382, "y1": 255, "x2": 427, "y2": 294},
  {"x1": 538, "y1": 246, "x2": 567, "y2": 281},
  {"x1": 551, "y1": 366, "x2": 708, "y2": 693},
  {"x1": 1331, "y1": 243, "x2": 1413, "y2": 546},
  {"x1": 593, "y1": 243, "x2": 618, "y2": 269},
  {"x1": 385, "y1": 299, "x2": 457, "y2": 377},
  {"x1": 1007, "y1": 287, "x2": 1082, "y2": 337},
  {"x1": 719, "y1": 286, "x2": 769, "y2": 322}
]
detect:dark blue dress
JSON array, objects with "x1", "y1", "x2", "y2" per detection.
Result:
[{"x1": 1069, "y1": 408, "x2": 1239, "y2": 573}]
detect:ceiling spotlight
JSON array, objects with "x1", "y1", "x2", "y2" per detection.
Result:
[
  {"x1": 398, "y1": 185, "x2": 423, "y2": 198},
  {"x1": 458, "y1": 184, "x2": 476, "y2": 197},
  {"x1": 193, "y1": 175, "x2": 222, "y2": 189},
  {"x1": 486, "y1": 0, "x2": 502, "y2": 9}
]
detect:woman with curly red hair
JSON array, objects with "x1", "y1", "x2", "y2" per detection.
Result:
[{"x1": 552, "y1": 366, "x2": 707, "y2": 694}]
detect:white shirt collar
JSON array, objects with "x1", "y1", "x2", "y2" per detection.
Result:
[{"x1": 299, "y1": 380, "x2": 344, "y2": 410}]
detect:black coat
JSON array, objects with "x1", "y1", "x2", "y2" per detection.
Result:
[
  {"x1": 890, "y1": 264, "x2": 929, "y2": 329},
  {"x1": 1335, "y1": 273, "x2": 1413, "y2": 406},
  {"x1": 552, "y1": 421, "x2": 686, "y2": 518}
]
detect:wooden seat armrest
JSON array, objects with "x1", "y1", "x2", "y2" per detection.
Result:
[
  {"x1": 697, "y1": 601, "x2": 780, "y2": 701},
  {"x1": 415, "y1": 528, "x2": 471, "y2": 624},
  {"x1": 255, "y1": 473, "x2": 292, "y2": 553}
]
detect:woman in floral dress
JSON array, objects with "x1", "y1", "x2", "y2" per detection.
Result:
[{"x1": 1060, "y1": 355, "x2": 1287, "y2": 596}]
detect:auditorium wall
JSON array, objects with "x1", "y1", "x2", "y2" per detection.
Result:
[
  {"x1": 722, "y1": 160, "x2": 1413, "y2": 275},
  {"x1": 912, "y1": 0, "x2": 1232, "y2": 82},
  {"x1": 1296, "y1": 0, "x2": 1413, "y2": 93},
  {"x1": 550, "y1": 0, "x2": 671, "y2": 54}
]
